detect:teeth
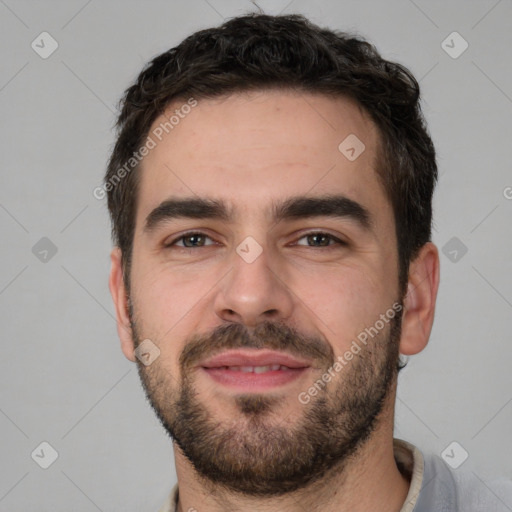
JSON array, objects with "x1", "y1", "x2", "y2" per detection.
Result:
[
  {"x1": 253, "y1": 365, "x2": 270, "y2": 374},
  {"x1": 223, "y1": 365, "x2": 290, "y2": 373}
]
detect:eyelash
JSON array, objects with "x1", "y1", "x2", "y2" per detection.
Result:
[{"x1": 165, "y1": 231, "x2": 347, "y2": 249}]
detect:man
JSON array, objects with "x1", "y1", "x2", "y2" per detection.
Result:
[{"x1": 105, "y1": 13, "x2": 512, "y2": 512}]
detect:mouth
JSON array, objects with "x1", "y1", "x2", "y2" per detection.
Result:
[{"x1": 198, "y1": 349, "x2": 311, "y2": 392}]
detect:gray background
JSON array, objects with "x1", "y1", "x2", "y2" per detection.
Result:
[{"x1": 1, "y1": 0, "x2": 511, "y2": 510}]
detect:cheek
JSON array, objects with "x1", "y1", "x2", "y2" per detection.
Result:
[
  {"x1": 129, "y1": 263, "x2": 217, "y2": 356},
  {"x1": 290, "y1": 263, "x2": 387, "y2": 346},
  {"x1": 133, "y1": 262, "x2": 197, "y2": 320}
]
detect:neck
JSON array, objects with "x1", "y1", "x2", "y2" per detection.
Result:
[{"x1": 173, "y1": 392, "x2": 410, "y2": 512}]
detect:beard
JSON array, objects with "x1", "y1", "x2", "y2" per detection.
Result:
[{"x1": 131, "y1": 307, "x2": 403, "y2": 497}]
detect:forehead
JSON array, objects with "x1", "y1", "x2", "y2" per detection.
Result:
[{"x1": 135, "y1": 90, "x2": 390, "y2": 229}]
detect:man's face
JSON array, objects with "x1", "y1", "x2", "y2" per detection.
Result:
[{"x1": 125, "y1": 90, "x2": 403, "y2": 495}]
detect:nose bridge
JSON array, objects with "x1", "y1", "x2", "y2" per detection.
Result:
[{"x1": 214, "y1": 236, "x2": 294, "y2": 326}]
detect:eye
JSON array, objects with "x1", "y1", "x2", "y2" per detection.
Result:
[
  {"x1": 295, "y1": 232, "x2": 346, "y2": 248},
  {"x1": 166, "y1": 232, "x2": 216, "y2": 248},
  {"x1": 164, "y1": 231, "x2": 345, "y2": 250}
]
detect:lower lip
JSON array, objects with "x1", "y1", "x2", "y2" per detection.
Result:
[{"x1": 201, "y1": 367, "x2": 309, "y2": 391}]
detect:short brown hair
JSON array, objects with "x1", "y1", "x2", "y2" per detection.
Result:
[{"x1": 105, "y1": 13, "x2": 437, "y2": 296}]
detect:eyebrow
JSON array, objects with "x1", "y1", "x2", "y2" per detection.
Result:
[{"x1": 143, "y1": 194, "x2": 373, "y2": 233}]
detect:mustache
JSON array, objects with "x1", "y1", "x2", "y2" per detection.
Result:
[{"x1": 179, "y1": 321, "x2": 334, "y2": 371}]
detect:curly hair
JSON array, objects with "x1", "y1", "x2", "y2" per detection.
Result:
[{"x1": 105, "y1": 13, "x2": 437, "y2": 304}]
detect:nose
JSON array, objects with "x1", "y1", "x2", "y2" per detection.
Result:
[{"x1": 213, "y1": 242, "x2": 294, "y2": 328}]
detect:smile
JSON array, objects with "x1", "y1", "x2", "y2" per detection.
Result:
[{"x1": 217, "y1": 365, "x2": 294, "y2": 373}]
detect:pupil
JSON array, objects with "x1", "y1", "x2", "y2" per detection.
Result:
[
  {"x1": 309, "y1": 234, "x2": 328, "y2": 246},
  {"x1": 185, "y1": 234, "x2": 203, "y2": 247}
]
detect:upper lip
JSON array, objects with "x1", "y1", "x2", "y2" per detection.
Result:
[{"x1": 199, "y1": 349, "x2": 311, "y2": 369}]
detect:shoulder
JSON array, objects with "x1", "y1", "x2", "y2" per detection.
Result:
[{"x1": 416, "y1": 446, "x2": 512, "y2": 512}]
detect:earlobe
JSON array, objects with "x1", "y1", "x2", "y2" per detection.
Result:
[
  {"x1": 108, "y1": 247, "x2": 136, "y2": 362},
  {"x1": 399, "y1": 242, "x2": 440, "y2": 356}
]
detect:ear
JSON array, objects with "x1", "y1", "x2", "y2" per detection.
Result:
[
  {"x1": 109, "y1": 247, "x2": 136, "y2": 362},
  {"x1": 399, "y1": 242, "x2": 440, "y2": 356}
]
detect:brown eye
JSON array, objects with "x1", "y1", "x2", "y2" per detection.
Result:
[
  {"x1": 166, "y1": 232, "x2": 215, "y2": 248},
  {"x1": 295, "y1": 232, "x2": 346, "y2": 247}
]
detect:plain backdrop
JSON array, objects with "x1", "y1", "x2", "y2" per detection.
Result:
[{"x1": 1, "y1": 0, "x2": 511, "y2": 510}]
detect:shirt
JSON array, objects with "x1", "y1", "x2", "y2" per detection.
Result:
[{"x1": 158, "y1": 438, "x2": 512, "y2": 511}]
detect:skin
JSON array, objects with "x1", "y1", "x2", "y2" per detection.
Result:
[{"x1": 109, "y1": 90, "x2": 440, "y2": 512}]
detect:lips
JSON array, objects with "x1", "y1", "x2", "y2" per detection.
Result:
[
  {"x1": 199, "y1": 349, "x2": 311, "y2": 370},
  {"x1": 214, "y1": 364, "x2": 292, "y2": 373},
  {"x1": 198, "y1": 349, "x2": 311, "y2": 391}
]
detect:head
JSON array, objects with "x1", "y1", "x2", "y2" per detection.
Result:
[{"x1": 107, "y1": 14, "x2": 439, "y2": 496}]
